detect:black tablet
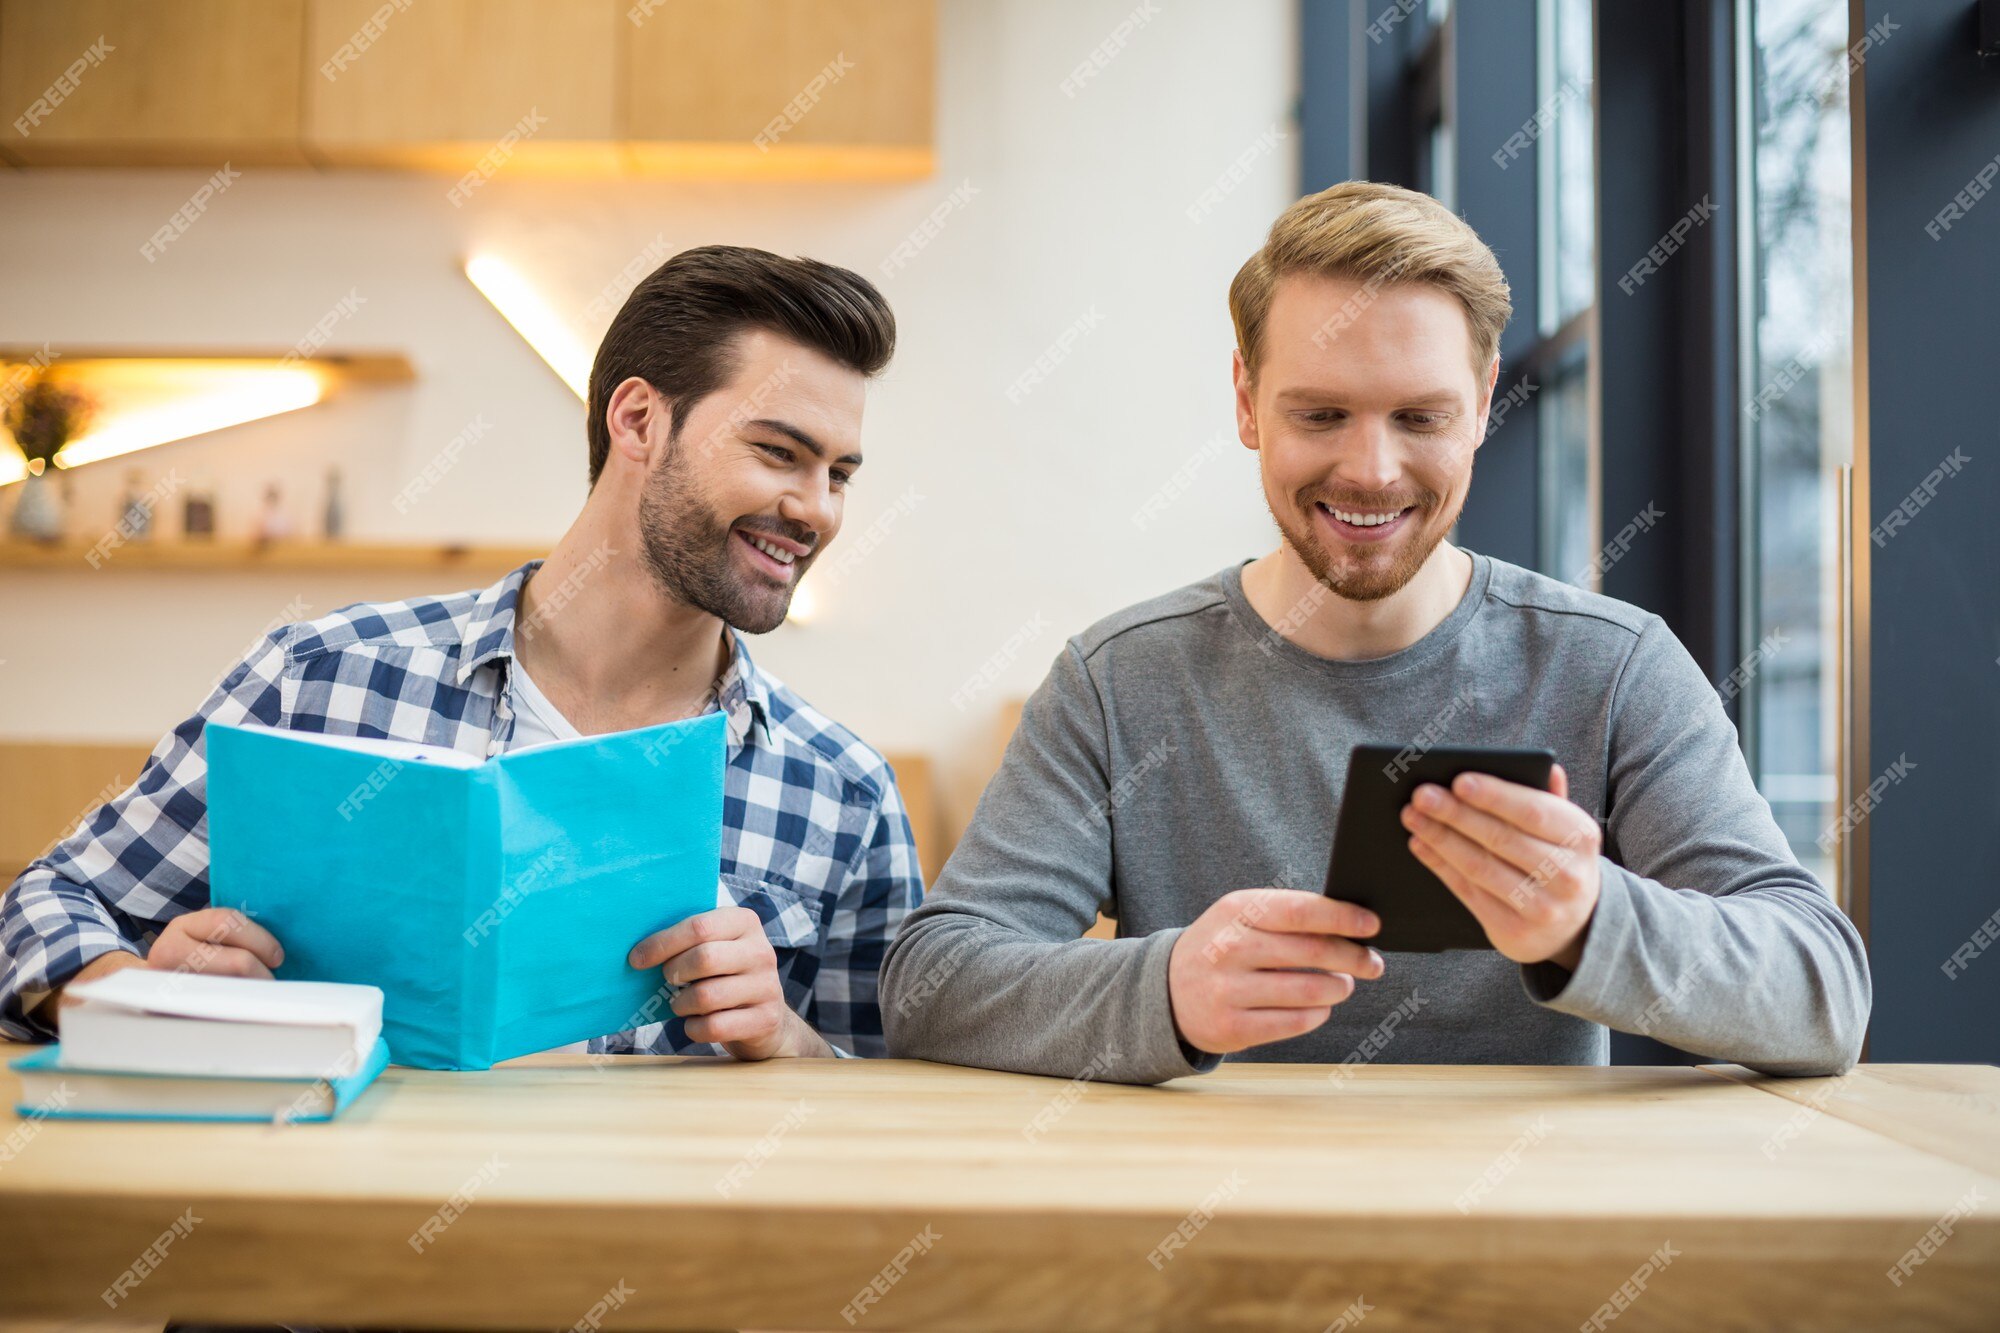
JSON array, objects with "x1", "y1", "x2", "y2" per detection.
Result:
[{"x1": 1323, "y1": 744, "x2": 1557, "y2": 952}]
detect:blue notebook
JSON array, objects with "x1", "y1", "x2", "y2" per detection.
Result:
[
  {"x1": 10, "y1": 1038, "x2": 390, "y2": 1123},
  {"x1": 204, "y1": 714, "x2": 726, "y2": 1070}
]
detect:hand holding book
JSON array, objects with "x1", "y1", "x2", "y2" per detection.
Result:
[{"x1": 629, "y1": 906, "x2": 836, "y2": 1059}]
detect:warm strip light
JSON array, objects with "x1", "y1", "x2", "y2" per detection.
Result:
[
  {"x1": 54, "y1": 369, "x2": 325, "y2": 470},
  {"x1": 464, "y1": 254, "x2": 591, "y2": 399}
]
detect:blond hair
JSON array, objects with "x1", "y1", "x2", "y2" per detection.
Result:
[{"x1": 1229, "y1": 181, "x2": 1512, "y2": 379}]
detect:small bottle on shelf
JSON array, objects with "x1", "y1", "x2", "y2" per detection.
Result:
[
  {"x1": 323, "y1": 466, "x2": 345, "y2": 541},
  {"x1": 182, "y1": 473, "x2": 217, "y2": 540},
  {"x1": 117, "y1": 469, "x2": 154, "y2": 542},
  {"x1": 253, "y1": 482, "x2": 294, "y2": 547}
]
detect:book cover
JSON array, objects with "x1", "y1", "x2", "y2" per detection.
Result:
[
  {"x1": 205, "y1": 713, "x2": 725, "y2": 1070},
  {"x1": 11, "y1": 1037, "x2": 392, "y2": 1123}
]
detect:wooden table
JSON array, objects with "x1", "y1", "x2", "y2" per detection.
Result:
[{"x1": 2, "y1": 1051, "x2": 1996, "y2": 1331}]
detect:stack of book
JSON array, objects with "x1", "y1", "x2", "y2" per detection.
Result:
[{"x1": 9, "y1": 970, "x2": 389, "y2": 1123}]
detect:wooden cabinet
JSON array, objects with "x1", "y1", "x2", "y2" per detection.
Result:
[
  {"x1": 303, "y1": 0, "x2": 621, "y2": 174},
  {"x1": 0, "y1": 0, "x2": 308, "y2": 166},
  {"x1": 622, "y1": 0, "x2": 934, "y2": 178},
  {"x1": 0, "y1": 0, "x2": 934, "y2": 178}
]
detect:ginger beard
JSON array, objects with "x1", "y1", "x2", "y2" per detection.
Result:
[
  {"x1": 637, "y1": 433, "x2": 818, "y2": 635},
  {"x1": 1268, "y1": 477, "x2": 1463, "y2": 603}
]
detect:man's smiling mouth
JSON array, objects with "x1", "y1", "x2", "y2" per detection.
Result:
[
  {"x1": 1315, "y1": 501, "x2": 1415, "y2": 542},
  {"x1": 733, "y1": 525, "x2": 813, "y2": 580}
]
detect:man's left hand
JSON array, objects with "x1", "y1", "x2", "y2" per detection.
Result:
[
  {"x1": 629, "y1": 908, "x2": 834, "y2": 1059},
  {"x1": 1400, "y1": 763, "x2": 1602, "y2": 972}
]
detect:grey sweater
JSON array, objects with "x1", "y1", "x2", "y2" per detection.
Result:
[{"x1": 881, "y1": 553, "x2": 1870, "y2": 1084}]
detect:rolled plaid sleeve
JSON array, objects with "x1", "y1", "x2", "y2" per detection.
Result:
[
  {"x1": 0, "y1": 629, "x2": 292, "y2": 1039},
  {"x1": 811, "y1": 771, "x2": 923, "y2": 1058}
]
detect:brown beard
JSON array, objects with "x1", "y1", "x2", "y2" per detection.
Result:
[
  {"x1": 1270, "y1": 486, "x2": 1460, "y2": 603},
  {"x1": 636, "y1": 438, "x2": 814, "y2": 634}
]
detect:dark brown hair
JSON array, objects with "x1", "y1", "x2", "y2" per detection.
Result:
[{"x1": 585, "y1": 245, "x2": 896, "y2": 484}]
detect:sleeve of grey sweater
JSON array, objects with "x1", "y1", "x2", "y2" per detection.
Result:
[
  {"x1": 1521, "y1": 616, "x2": 1872, "y2": 1075},
  {"x1": 880, "y1": 643, "x2": 1212, "y2": 1084}
]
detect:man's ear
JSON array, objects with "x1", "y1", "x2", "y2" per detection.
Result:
[
  {"x1": 604, "y1": 376, "x2": 666, "y2": 475},
  {"x1": 1232, "y1": 348, "x2": 1260, "y2": 452}
]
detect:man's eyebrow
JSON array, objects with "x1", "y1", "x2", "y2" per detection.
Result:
[
  {"x1": 1273, "y1": 388, "x2": 1464, "y2": 407},
  {"x1": 744, "y1": 417, "x2": 863, "y2": 468}
]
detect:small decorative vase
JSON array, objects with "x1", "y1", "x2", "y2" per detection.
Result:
[{"x1": 8, "y1": 469, "x2": 64, "y2": 543}]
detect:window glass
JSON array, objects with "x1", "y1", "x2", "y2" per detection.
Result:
[
  {"x1": 1744, "y1": 0, "x2": 1854, "y2": 891},
  {"x1": 1537, "y1": 0, "x2": 1594, "y2": 580}
]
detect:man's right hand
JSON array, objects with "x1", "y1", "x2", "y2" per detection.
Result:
[
  {"x1": 51, "y1": 908, "x2": 287, "y2": 1020},
  {"x1": 1166, "y1": 888, "x2": 1384, "y2": 1056}
]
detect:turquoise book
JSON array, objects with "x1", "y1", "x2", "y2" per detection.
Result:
[
  {"x1": 10, "y1": 1039, "x2": 390, "y2": 1123},
  {"x1": 204, "y1": 714, "x2": 726, "y2": 1071}
]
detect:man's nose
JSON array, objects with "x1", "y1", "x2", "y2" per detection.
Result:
[
  {"x1": 1331, "y1": 418, "x2": 1402, "y2": 494},
  {"x1": 780, "y1": 484, "x2": 835, "y2": 547}
]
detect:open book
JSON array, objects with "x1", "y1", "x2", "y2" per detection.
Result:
[{"x1": 204, "y1": 713, "x2": 725, "y2": 1070}]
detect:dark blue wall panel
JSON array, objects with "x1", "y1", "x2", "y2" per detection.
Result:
[{"x1": 1859, "y1": 0, "x2": 2000, "y2": 1061}]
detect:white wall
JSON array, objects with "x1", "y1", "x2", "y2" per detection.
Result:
[{"x1": 0, "y1": 0, "x2": 1299, "y2": 827}]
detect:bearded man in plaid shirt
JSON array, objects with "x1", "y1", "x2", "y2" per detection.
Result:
[{"x1": 0, "y1": 246, "x2": 922, "y2": 1059}]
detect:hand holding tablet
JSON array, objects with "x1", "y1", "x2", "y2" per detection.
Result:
[
  {"x1": 1170, "y1": 744, "x2": 1600, "y2": 1059},
  {"x1": 1166, "y1": 887, "x2": 1385, "y2": 1056},
  {"x1": 1325, "y1": 745, "x2": 1603, "y2": 966}
]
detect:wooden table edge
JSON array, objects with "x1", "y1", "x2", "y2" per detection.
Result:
[{"x1": 1699, "y1": 1062, "x2": 2000, "y2": 1180}]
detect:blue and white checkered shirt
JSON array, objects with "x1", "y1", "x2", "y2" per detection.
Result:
[{"x1": 0, "y1": 561, "x2": 923, "y2": 1055}]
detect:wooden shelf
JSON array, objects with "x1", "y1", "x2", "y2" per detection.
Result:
[
  {"x1": 1, "y1": 349, "x2": 417, "y2": 486},
  {"x1": 0, "y1": 540, "x2": 543, "y2": 575},
  {"x1": 0, "y1": 348, "x2": 415, "y2": 382}
]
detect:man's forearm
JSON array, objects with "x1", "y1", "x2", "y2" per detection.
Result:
[
  {"x1": 882, "y1": 907, "x2": 1208, "y2": 1084},
  {"x1": 1528, "y1": 864, "x2": 1870, "y2": 1075},
  {"x1": 1, "y1": 864, "x2": 155, "y2": 1040},
  {"x1": 30, "y1": 949, "x2": 145, "y2": 1029}
]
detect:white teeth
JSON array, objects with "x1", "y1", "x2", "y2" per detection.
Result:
[
  {"x1": 746, "y1": 534, "x2": 795, "y2": 565},
  {"x1": 1323, "y1": 504, "x2": 1405, "y2": 528}
]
